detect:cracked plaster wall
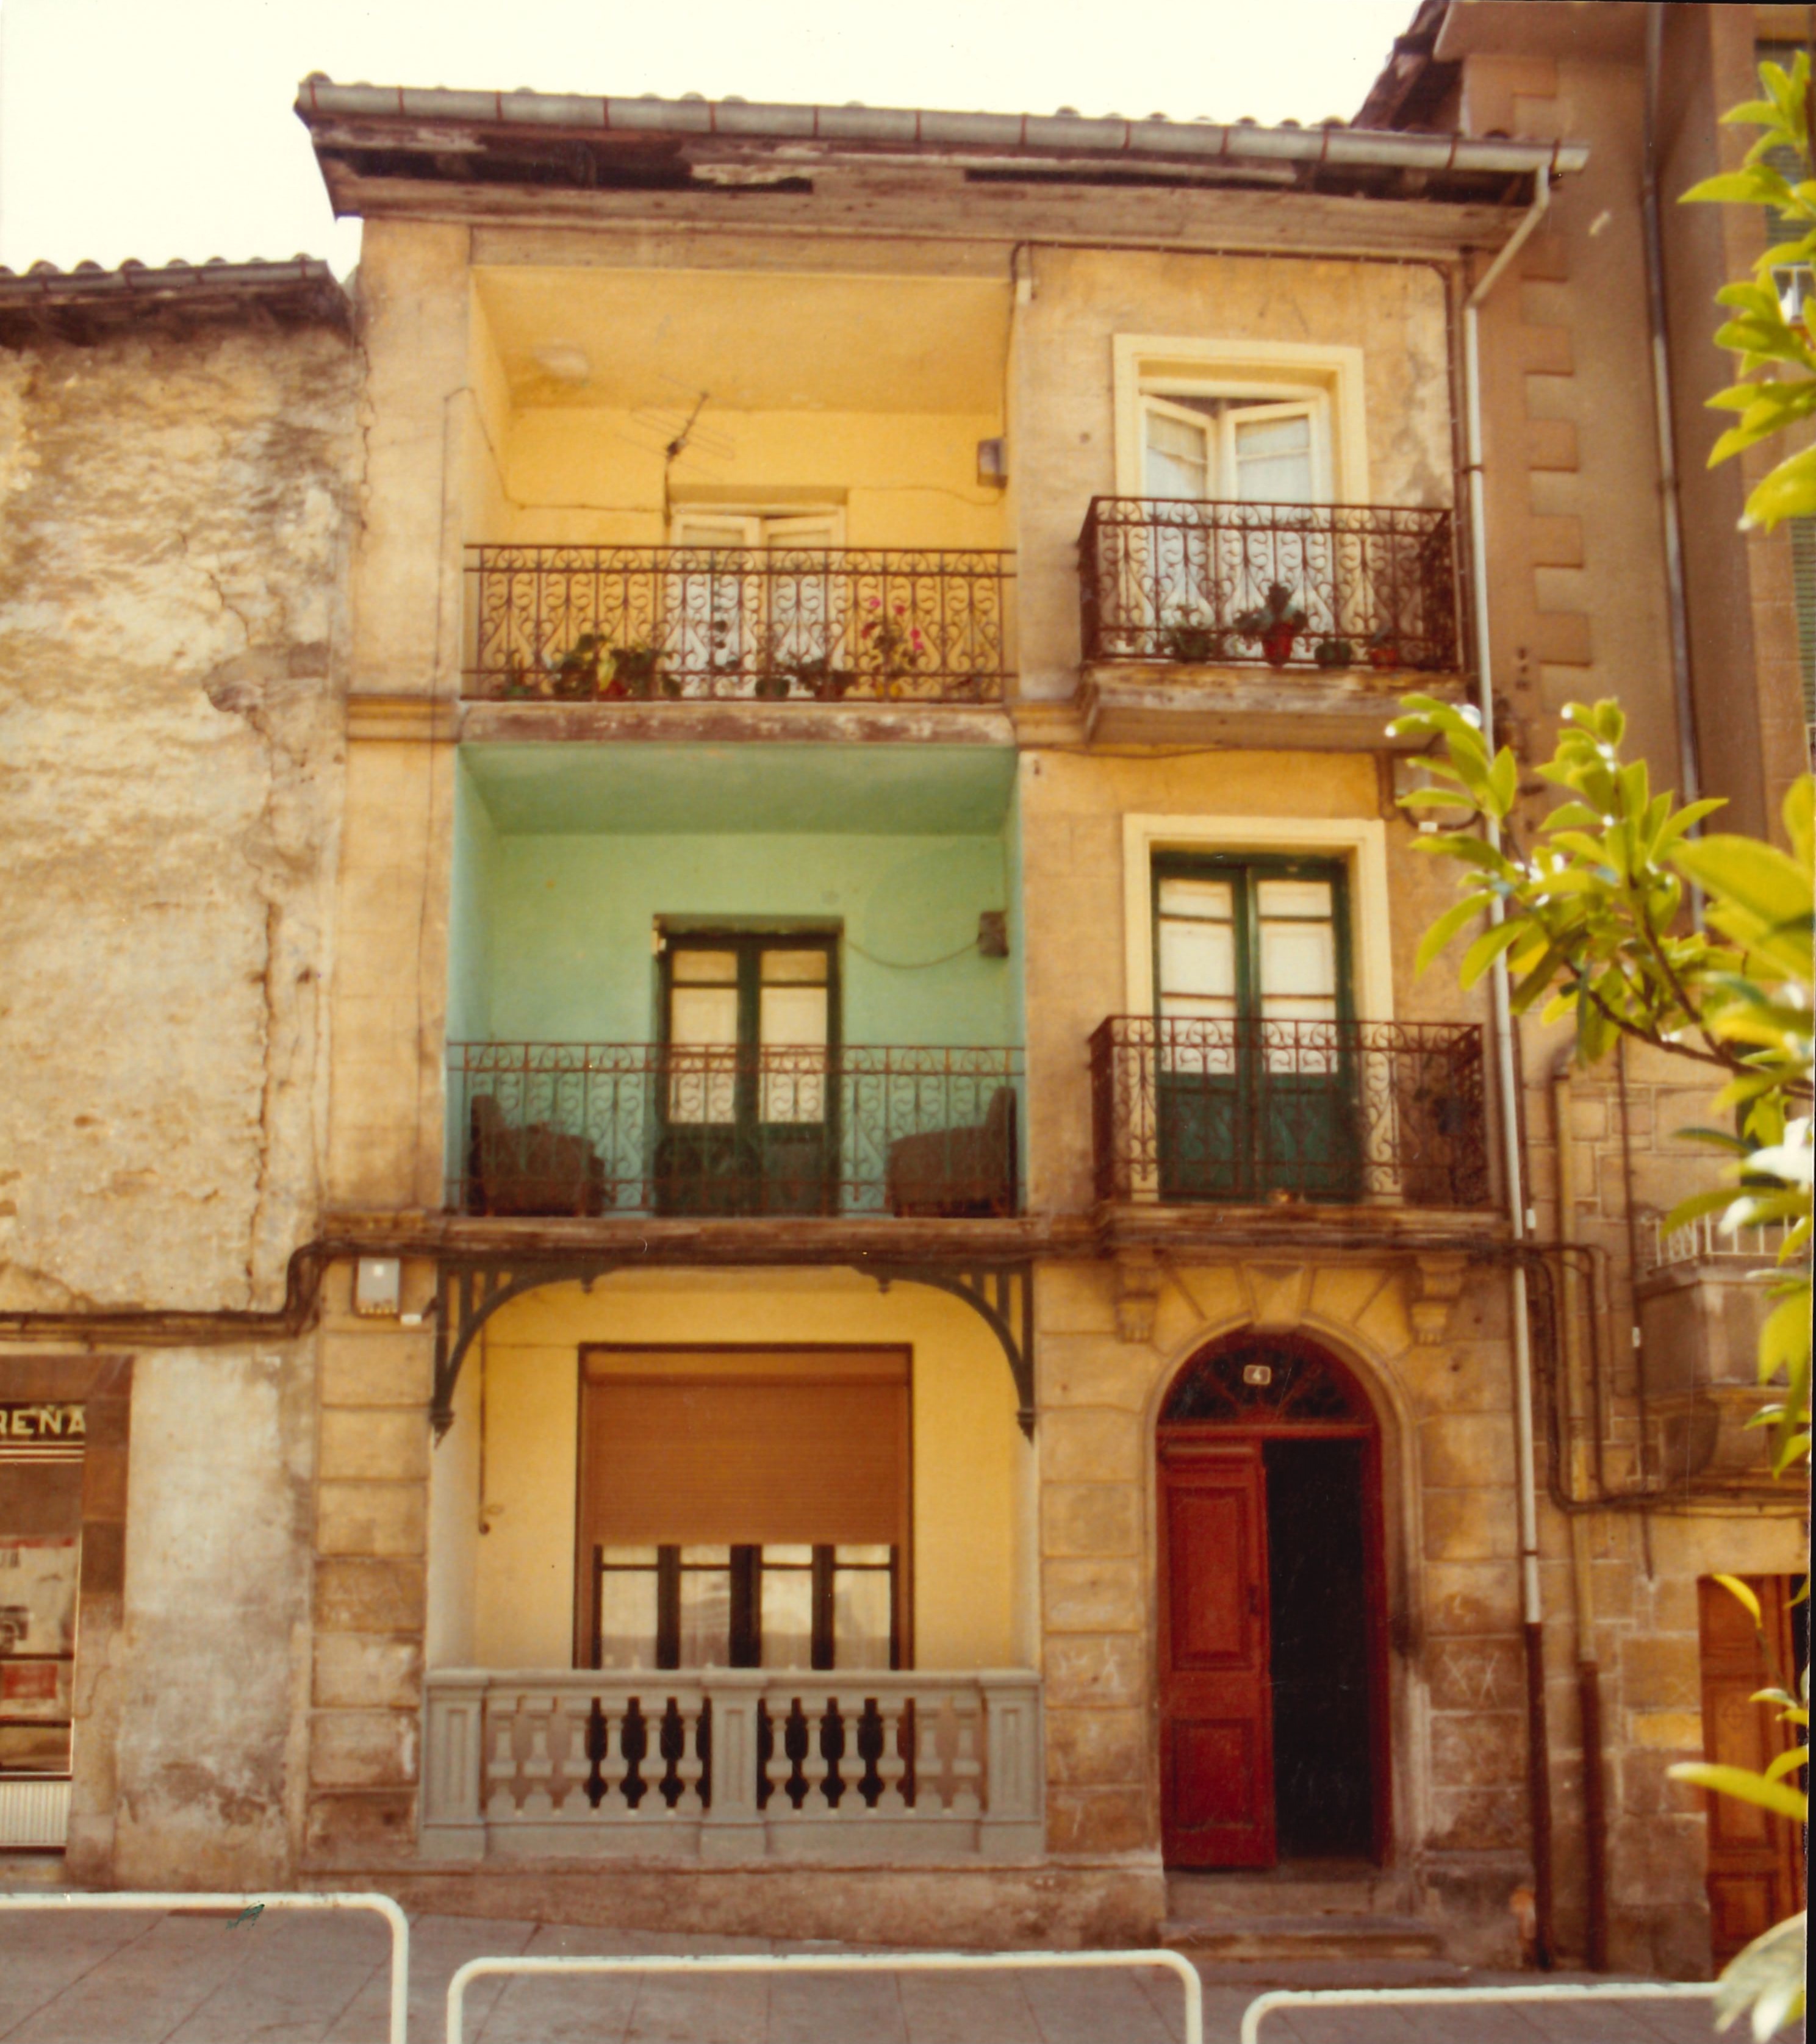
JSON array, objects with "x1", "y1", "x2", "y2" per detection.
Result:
[{"x1": 0, "y1": 323, "x2": 362, "y2": 1311}]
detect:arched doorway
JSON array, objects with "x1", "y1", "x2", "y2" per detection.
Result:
[{"x1": 1156, "y1": 1330, "x2": 1388, "y2": 1869}]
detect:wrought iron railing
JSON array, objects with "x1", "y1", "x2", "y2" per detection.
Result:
[
  {"x1": 463, "y1": 545, "x2": 1014, "y2": 702},
  {"x1": 1078, "y1": 498, "x2": 1460, "y2": 671},
  {"x1": 447, "y1": 1042, "x2": 1022, "y2": 1217},
  {"x1": 1088, "y1": 1017, "x2": 1490, "y2": 1208}
]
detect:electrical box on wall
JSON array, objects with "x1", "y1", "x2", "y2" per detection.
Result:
[
  {"x1": 976, "y1": 437, "x2": 1008, "y2": 486},
  {"x1": 354, "y1": 1258, "x2": 401, "y2": 1318}
]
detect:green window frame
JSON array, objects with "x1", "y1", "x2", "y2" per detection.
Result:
[
  {"x1": 1150, "y1": 854, "x2": 1360, "y2": 1202},
  {"x1": 654, "y1": 931, "x2": 841, "y2": 1216}
]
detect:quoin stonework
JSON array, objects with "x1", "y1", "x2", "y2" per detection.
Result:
[{"x1": 0, "y1": 0, "x2": 1807, "y2": 1979}]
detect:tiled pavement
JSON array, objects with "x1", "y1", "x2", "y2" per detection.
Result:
[{"x1": 0, "y1": 1905, "x2": 1735, "y2": 2044}]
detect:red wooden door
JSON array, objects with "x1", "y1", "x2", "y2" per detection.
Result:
[
  {"x1": 1698, "y1": 1576, "x2": 1807, "y2": 1964},
  {"x1": 1159, "y1": 1442, "x2": 1275, "y2": 1868}
]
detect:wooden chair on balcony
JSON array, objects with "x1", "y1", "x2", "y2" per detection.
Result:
[
  {"x1": 467, "y1": 1093, "x2": 606, "y2": 1217},
  {"x1": 885, "y1": 1086, "x2": 1017, "y2": 1218}
]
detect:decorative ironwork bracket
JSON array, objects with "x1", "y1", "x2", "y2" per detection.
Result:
[
  {"x1": 431, "y1": 1256, "x2": 1038, "y2": 1440},
  {"x1": 431, "y1": 1257, "x2": 623, "y2": 1437},
  {"x1": 870, "y1": 1263, "x2": 1036, "y2": 1440}
]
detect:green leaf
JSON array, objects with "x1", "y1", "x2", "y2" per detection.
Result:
[
  {"x1": 1459, "y1": 918, "x2": 1526, "y2": 988},
  {"x1": 1415, "y1": 894, "x2": 1489, "y2": 975},
  {"x1": 1716, "y1": 1575, "x2": 1765, "y2": 1627},
  {"x1": 1667, "y1": 1762, "x2": 1809, "y2": 1820}
]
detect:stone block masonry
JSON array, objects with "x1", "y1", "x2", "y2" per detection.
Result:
[{"x1": 0, "y1": 322, "x2": 362, "y2": 1314}]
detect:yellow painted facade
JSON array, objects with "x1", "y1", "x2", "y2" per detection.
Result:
[{"x1": 434, "y1": 1271, "x2": 1033, "y2": 1673}]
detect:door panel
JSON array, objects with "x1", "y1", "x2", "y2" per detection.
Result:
[
  {"x1": 1698, "y1": 1575, "x2": 1808, "y2": 1964},
  {"x1": 1160, "y1": 1444, "x2": 1274, "y2": 1868}
]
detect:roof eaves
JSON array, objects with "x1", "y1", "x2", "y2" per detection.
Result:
[
  {"x1": 295, "y1": 76, "x2": 1588, "y2": 183},
  {"x1": 0, "y1": 257, "x2": 351, "y2": 342}
]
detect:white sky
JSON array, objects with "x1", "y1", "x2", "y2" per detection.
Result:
[{"x1": 0, "y1": 0, "x2": 1415, "y2": 278}]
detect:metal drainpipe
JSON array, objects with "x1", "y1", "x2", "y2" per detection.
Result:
[
  {"x1": 1551, "y1": 1055, "x2": 1610, "y2": 1970},
  {"x1": 1643, "y1": 2, "x2": 1704, "y2": 864},
  {"x1": 1463, "y1": 162, "x2": 1557, "y2": 1970}
]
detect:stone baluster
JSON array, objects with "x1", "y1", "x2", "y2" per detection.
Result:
[
  {"x1": 519, "y1": 1693, "x2": 556, "y2": 1818},
  {"x1": 672, "y1": 1694, "x2": 706, "y2": 1814},
  {"x1": 874, "y1": 1695, "x2": 910, "y2": 1815},
  {"x1": 947, "y1": 1691, "x2": 983, "y2": 1819}
]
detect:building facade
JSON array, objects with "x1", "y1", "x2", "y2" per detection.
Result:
[{"x1": 0, "y1": 0, "x2": 1806, "y2": 1978}]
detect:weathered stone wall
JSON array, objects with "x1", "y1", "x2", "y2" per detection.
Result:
[
  {"x1": 0, "y1": 311, "x2": 361, "y2": 1885},
  {"x1": 0, "y1": 320, "x2": 361, "y2": 1311}
]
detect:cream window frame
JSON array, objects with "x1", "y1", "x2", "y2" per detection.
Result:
[
  {"x1": 1121, "y1": 814, "x2": 1393, "y2": 1022},
  {"x1": 1114, "y1": 334, "x2": 1369, "y2": 503},
  {"x1": 1139, "y1": 392, "x2": 1329, "y2": 504},
  {"x1": 667, "y1": 509, "x2": 847, "y2": 548}
]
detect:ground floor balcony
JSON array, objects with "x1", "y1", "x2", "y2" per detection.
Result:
[
  {"x1": 1089, "y1": 1017, "x2": 1491, "y2": 1211},
  {"x1": 448, "y1": 1042, "x2": 1022, "y2": 1221},
  {"x1": 421, "y1": 1668, "x2": 1043, "y2": 1863}
]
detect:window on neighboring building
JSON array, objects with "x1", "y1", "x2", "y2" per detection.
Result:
[
  {"x1": 1151, "y1": 854, "x2": 1358, "y2": 1200},
  {"x1": 576, "y1": 1347, "x2": 910, "y2": 1671}
]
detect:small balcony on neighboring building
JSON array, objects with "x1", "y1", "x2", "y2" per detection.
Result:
[
  {"x1": 1089, "y1": 1016, "x2": 1492, "y2": 1216},
  {"x1": 1075, "y1": 497, "x2": 1465, "y2": 747},
  {"x1": 1636, "y1": 1216, "x2": 1797, "y2": 1490},
  {"x1": 458, "y1": 262, "x2": 1014, "y2": 735}
]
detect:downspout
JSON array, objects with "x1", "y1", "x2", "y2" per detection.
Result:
[
  {"x1": 1551, "y1": 1055, "x2": 1610, "y2": 1970},
  {"x1": 1462, "y1": 161, "x2": 1557, "y2": 1970},
  {"x1": 1643, "y1": 2, "x2": 1704, "y2": 859}
]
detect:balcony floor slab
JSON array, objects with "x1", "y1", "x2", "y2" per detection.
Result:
[{"x1": 1077, "y1": 661, "x2": 1466, "y2": 750}]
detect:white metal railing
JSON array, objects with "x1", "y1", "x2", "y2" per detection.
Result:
[
  {"x1": 422, "y1": 1667, "x2": 1043, "y2": 1862},
  {"x1": 1239, "y1": 1981, "x2": 1717, "y2": 2043},
  {"x1": 448, "y1": 1948, "x2": 1201, "y2": 2044},
  {"x1": 1648, "y1": 1212, "x2": 1796, "y2": 1270},
  {"x1": 0, "y1": 1890, "x2": 409, "y2": 2044}
]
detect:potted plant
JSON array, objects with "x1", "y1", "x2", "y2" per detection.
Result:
[
  {"x1": 551, "y1": 631, "x2": 608, "y2": 699},
  {"x1": 860, "y1": 597, "x2": 927, "y2": 695},
  {"x1": 1161, "y1": 608, "x2": 1226, "y2": 663},
  {"x1": 1233, "y1": 583, "x2": 1309, "y2": 668},
  {"x1": 602, "y1": 640, "x2": 660, "y2": 700},
  {"x1": 1365, "y1": 628, "x2": 1402, "y2": 670},
  {"x1": 1312, "y1": 636, "x2": 1355, "y2": 669}
]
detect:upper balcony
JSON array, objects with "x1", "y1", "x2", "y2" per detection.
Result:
[
  {"x1": 457, "y1": 262, "x2": 1014, "y2": 739},
  {"x1": 1075, "y1": 496, "x2": 1465, "y2": 748},
  {"x1": 464, "y1": 543, "x2": 1013, "y2": 708}
]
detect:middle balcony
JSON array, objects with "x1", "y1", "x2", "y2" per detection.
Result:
[
  {"x1": 445, "y1": 743, "x2": 1024, "y2": 1239},
  {"x1": 448, "y1": 1039, "x2": 1023, "y2": 1220}
]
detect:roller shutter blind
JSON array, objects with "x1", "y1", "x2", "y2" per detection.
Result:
[{"x1": 578, "y1": 1348, "x2": 909, "y2": 1549}]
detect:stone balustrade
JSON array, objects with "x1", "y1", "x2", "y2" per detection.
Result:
[{"x1": 421, "y1": 1668, "x2": 1043, "y2": 1862}]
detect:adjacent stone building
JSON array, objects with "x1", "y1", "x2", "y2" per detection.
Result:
[{"x1": 0, "y1": 0, "x2": 1806, "y2": 1979}]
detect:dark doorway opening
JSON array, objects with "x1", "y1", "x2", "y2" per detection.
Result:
[
  {"x1": 1266, "y1": 1436, "x2": 1373, "y2": 1858},
  {"x1": 1157, "y1": 1332, "x2": 1387, "y2": 1870}
]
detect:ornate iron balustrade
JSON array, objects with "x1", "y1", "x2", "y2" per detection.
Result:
[
  {"x1": 1078, "y1": 498, "x2": 1460, "y2": 671},
  {"x1": 464, "y1": 545, "x2": 1014, "y2": 703},
  {"x1": 448, "y1": 1042, "x2": 1023, "y2": 1218},
  {"x1": 421, "y1": 1668, "x2": 1044, "y2": 1862},
  {"x1": 1088, "y1": 1017, "x2": 1490, "y2": 1208}
]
